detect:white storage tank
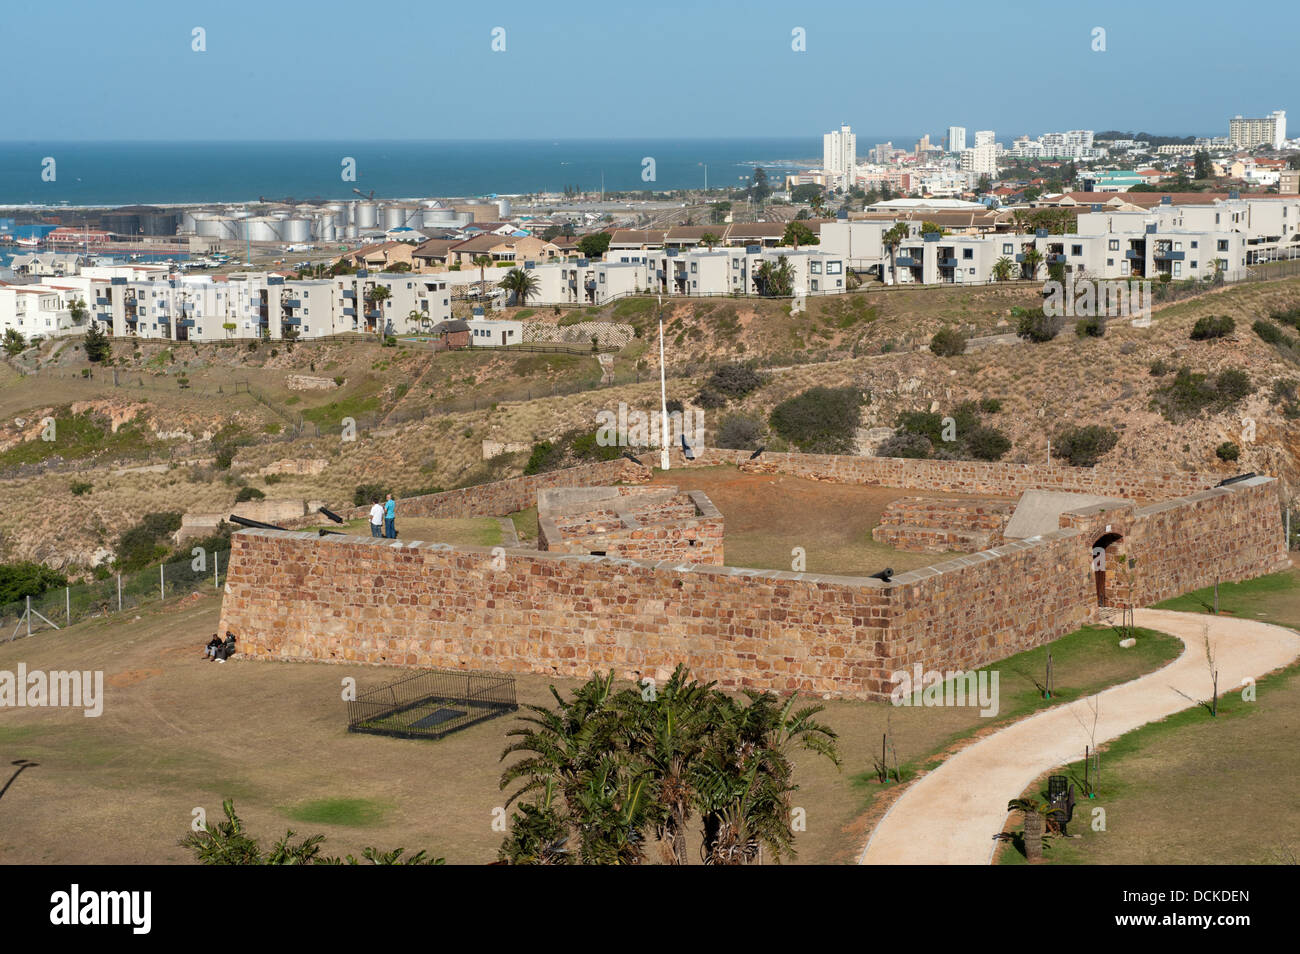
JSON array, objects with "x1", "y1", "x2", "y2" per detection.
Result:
[
  {"x1": 355, "y1": 203, "x2": 378, "y2": 229},
  {"x1": 497, "y1": 198, "x2": 512, "y2": 218}
]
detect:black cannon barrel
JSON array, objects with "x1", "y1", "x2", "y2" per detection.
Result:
[
  {"x1": 318, "y1": 529, "x2": 345, "y2": 536},
  {"x1": 868, "y1": 567, "x2": 894, "y2": 583},
  {"x1": 748, "y1": 446, "x2": 765, "y2": 460},
  {"x1": 318, "y1": 506, "x2": 345, "y2": 524},
  {"x1": 1216, "y1": 472, "x2": 1256, "y2": 487},
  {"x1": 229, "y1": 514, "x2": 287, "y2": 531}
]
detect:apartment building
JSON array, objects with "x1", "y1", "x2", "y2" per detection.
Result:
[
  {"x1": 0, "y1": 281, "x2": 91, "y2": 339},
  {"x1": 1229, "y1": 111, "x2": 1286, "y2": 150}
]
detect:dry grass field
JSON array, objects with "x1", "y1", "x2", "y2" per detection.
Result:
[{"x1": 0, "y1": 584, "x2": 1181, "y2": 865}]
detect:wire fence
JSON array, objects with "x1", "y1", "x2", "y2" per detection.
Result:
[
  {"x1": 347, "y1": 668, "x2": 518, "y2": 740},
  {"x1": 2, "y1": 548, "x2": 230, "y2": 642}
]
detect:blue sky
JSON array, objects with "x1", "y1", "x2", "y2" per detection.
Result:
[{"x1": 4, "y1": 0, "x2": 1296, "y2": 141}]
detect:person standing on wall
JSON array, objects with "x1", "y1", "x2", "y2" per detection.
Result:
[
  {"x1": 384, "y1": 493, "x2": 397, "y2": 539},
  {"x1": 369, "y1": 498, "x2": 384, "y2": 537}
]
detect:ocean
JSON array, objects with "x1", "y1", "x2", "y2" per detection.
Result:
[{"x1": 0, "y1": 137, "x2": 912, "y2": 207}]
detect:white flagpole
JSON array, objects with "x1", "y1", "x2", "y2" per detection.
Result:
[{"x1": 659, "y1": 298, "x2": 670, "y2": 471}]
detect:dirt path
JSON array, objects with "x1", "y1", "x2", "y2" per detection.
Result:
[{"x1": 858, "y1": 609, "x2": 1300, "y2": 865}]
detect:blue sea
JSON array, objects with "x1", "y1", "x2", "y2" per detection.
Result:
[{"x1": 0, "y1": 137, "x2": 916, "y2": 206}]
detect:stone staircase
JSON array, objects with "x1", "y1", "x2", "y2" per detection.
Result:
[{"x1": 872, "y1": 497, "x2": 1016, "y2": 553}]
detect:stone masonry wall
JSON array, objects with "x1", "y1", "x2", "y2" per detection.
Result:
[
  {"x1": 219, "y1": 474, "x2": 1287, "y2": 699},
  {"x1": 695, "y1": 448, "x2": 1217, "y2": 501}
]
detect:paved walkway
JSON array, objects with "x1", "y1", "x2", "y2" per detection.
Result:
[{"x1": 858, "y1": 609, "x2": 1300, "y2": 865}]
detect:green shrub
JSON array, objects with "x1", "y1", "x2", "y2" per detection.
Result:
[
  {"x1": 0, "y1": 561, "x2": 69, "y2": 604},
  {"x1": 768, "y1": 386, "x2": 867, "y2": 454},
  {"x1": 1052, "y1": 425, "x2": 1118, "y2": 467},
  {"x1": 1075, "y1": 315, "x2": 1104, "y2": 338},
  {"x1": 696, "y1": 388, "x2": 726, "y2": 409},
  {"x1": 1215, "y1": 441, "x2": 1240, "y2": 462},
  {"x1": 1149, "y1": 358, "x2": 1170, "y2": 376},
  {"x1": 116, "y1": 512, "x2": 183, "y2": 572},
  {"x1": 979, "y1": 397, "x2": 1002, "y2": 413},
  {"x1": 929, "y1": 327, "x2": 967, "y2": 357},
  {"x1": 234, "y1": 486, "x2": 265, "y2": 503},
  {"x1": 1215, "y1": 367, "x2": 1251, "y2": 402},
  {"x1": 715, "y1": 414, "x2": 764, "y2": 450},
  {"x1": 1189, "y1": 315, "x2": 1234, "y2": 340},
  {"x1": 1017, "y1": 309, "x2": 1061, "y2": 342},
  {"x1": 263, "y1": 473, "x2": 282, "y2": 485},
  {"x1": 965, "y1": 425, "x2": 1012, "y2": 461},
  {"x1": 70, "y1": 480, "x2": 93, "y2": 496},
  {"x1": 877, "y1": 432, "x2": 932, "y2": 459},
  {"x1": 523, "y1": 441, "x2": 560, "y2": 476},
  {"x1": 1253, "y1": 320, "x2": 1285, "y2": 345},
  {"x1": 352, "y1": 483, "x2": 390, "y2": 507},
  {"x1": 706, "y1": 363, "x2": 765, "y2": 398}
]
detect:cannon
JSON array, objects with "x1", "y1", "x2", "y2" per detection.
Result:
[{"x1": 229, "y1": 515, "x2": 287, "y2": 531}]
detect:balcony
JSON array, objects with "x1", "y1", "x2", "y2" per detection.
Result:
[
  {"x1": 96, "y1": 297, "x2": 109, "y2": 305},
  {"x1": 939, "y1": 258, "x2": 960, "y2": 268},
  {"x1": 1154, "y1": 249, "x2": 1185, "y2": 261},
  {"x1": 283, "y1": 298, "x2": 301, "y2": 308},
  {"x1": 179, "y1": 319, "x2": 195, "y2": 328},
  {"x1": 894, "y1": 256, "x2": 919, "y2": 268},
  {"x1": 343, "y1": 307, "x2": 355, "y2": 317},
  {"x1": 283, "y1": 315, "x2": 302, "y2": 326},
  {"x1": 1125, "y1": 250, "x2": 1142, "y2": 259},
  {"x1": 342, "y1": 289, "x2": 355, "y2": 299}
]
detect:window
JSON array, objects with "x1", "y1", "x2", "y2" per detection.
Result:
[
  {"x1": 1072, "y1": 244, "x2": 1083, "y2": 256},
  {"x1": 1191, "y1": 241, "x2": 1198, "y2": 248},
  {"x1": 1174, "y1": 263, "x2": 1182, "y2": 277},
  {"x1": 827, "y1": 261, "x2": 842, "y2": 274},
  {"x1": 1107, "y1": 258, "x2": 1114, "y2": 267},
  {"x1": 1218, "y1": 240, "x2": 1229, "y2": 251},
  {"x1": 810, "y1": 262, "x2": 822, "y2": 274},
  {"x1": 1108, "y1": 239, "x2": 1119, "y2": 251},
  {"x1": 1191, "y1": 261, "x2": 1197, "y2": 269},
  {"x1": 811, "y1": 280, "x2": 818, "y2": 291},
  {"x1": 1003, "y1": 243, "x2": 1013, "y2": 254},
  {"x1": 963, "y1": 249, "x2": 974, "y2": 260},
  {"x1": 690, "y1": 263, "x2": 697, "y2": 273}
]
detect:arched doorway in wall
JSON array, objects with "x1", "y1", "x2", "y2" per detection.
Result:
[{"x1": 1091, "y1": 532, "x2": 1124, "y2": 606}]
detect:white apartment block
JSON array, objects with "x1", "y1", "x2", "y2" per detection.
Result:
[
  {"x1": 961, "y1": 142, "x2": 998, "y2": 176},
  {"x1": 1229, "y1": 111, "x2": 1286, "y2": 150},
  {"x1": 973, "y1": 130, "x2": 996, "y2": 147},
  {"x1": 823, "y1": 123, "x2": 857, "y2": 191},
  {"x1": 947, "y1": 126, "x2": 967, "y2": 153}
]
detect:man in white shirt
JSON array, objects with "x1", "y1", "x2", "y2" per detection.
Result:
[{"x1": 369, "y1": 499, "x2": 384, "y2": 537}]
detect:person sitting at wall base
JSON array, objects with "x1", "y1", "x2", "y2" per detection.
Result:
[
  {"x1": 203, "y1": 634, "x2": 223, "y2": 660},
  {"x1": 215, "y1": 631, "x2": 237, "y2": 663}
]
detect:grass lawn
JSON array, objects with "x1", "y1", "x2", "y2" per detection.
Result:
[
  {"x1": 0, "y1": 593, "x2": 1179, "y2": 865},
  {"x1": 315, "y1": 516, "x2": 502, "y2": 547},
  {"x1": 996, "y1": 568, "x2": 1300, "y2": 865}
]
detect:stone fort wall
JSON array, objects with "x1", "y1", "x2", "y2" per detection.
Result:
[{"x1": 219, "y1": 453, "x2": 1287, "y2": 699}]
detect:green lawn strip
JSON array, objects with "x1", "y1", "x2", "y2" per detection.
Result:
[
  {"x1": 997, "y1": 657, "x2": 1300, "y2": 865},
  {"x1": 283, "y1": 797, "x2": 391, "y2": 828},
  {"x1": 1154, "y1": 568, "x2": 1300, "y2": 631},
  {"x1": 850, "y1": 625, "x2": 1181, "y2": 803}
]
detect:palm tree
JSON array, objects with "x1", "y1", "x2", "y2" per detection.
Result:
[
  {"x1": 1020, "y1": 245, "x2": 1044, "y2": 281},
  {"x1": 498, "y1": 267, "x2": 540, "y2": 308},
  {"x1": 700, "y1": 232, "x2": 720, "y2": 250},
  {"x1": 1007, "y1": 797, "x2": 1052, "y2": 861},
  {"x1": 992, "y1": 256, "x2": 1015, "y2": 282},
  {"x1": 882, "y1": 222, "x2": 910, "y2": 286},
  {"x1": 364, "y1": 284, "x2": 391, "y2": 334},
  {"x1": 472, "y1": 254, "x2": 492, "y2": 297}
]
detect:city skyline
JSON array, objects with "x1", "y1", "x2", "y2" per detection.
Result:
[{"x1": 2, "y1": 0, "x2": 1295, "y2": 142}]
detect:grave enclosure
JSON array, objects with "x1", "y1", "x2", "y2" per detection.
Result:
[{"x1": 218, "y1": 451, "x2": 1288, "y2": 699}]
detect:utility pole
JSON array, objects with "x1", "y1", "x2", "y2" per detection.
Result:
[{"x1": 658, "y1": 299, "x2": 670, "y2": 471}]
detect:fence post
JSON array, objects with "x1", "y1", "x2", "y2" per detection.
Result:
[
  {"x1": 118, "y1": 573, "x2": 122, "y2": 612},
  {"x1": 215, "y1": 551, "x2": 220, "y2": 590},
  {"x1": 67, "y1": 586, "x2": 70, "y2": 625},
  {"x1": 26, "y1": 595, "x2": 31, "y2": 638},
  {"x1": 160, "y1": 564, "x2": 165, "y2": 601}
]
